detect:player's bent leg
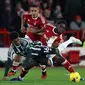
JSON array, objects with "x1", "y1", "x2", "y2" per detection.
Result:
[
  {"x1": 53, "y1": 51, "x2": 84, "y2": 81},
  {"x1": 58, "y1": 36, "x2": 82, "y2": 53},
  {"x1": 53, "y1": 52, "x2": 75, "y2": 73},
  {"x1": 2, "y1": 58, "x2": 12, "y2": 80},
  {"x1": 38, "y1": 57, "x2": 51, "y2": 79},
  {"x1": 8, "y1": 61, "x2": 20, "y2": 76},
  {"x1": 8, "y1": 55, "x2": 22, "y2": 76},
  {"x1": 10, "y1": 58, "x2": 38, "y2": 81},
  {"x1": 70, "y1": 36, "x2": 82, "y2": 45},
  {"x1": 40, "y1": 65, "x2": 47, "y2": 79}
]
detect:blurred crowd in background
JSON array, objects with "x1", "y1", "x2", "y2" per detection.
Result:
[{"x1": 0, "y1": 0, "x2": 85, "y2": 46}]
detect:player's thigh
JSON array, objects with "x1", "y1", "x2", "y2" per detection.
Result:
[
  {"x1": 37, "y1": 57, "x2": 50, "y2": 66},
  {"x1": 22, "y1": 58, "x2": 38, "y2": 70},
  {"x1": 27, "y1": 32, "x2": 42, "y2": 41}
]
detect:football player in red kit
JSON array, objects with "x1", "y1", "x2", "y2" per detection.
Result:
[
  {"x1": 21, "y1": 4, "x2": 47, "y2": 44},
  {"x1": 39, "y1": 20, "x2": 67, "y2": 79},
  {"x1": 42, "y1": 20, "x2": 80, "y2": 75},
  {"x1": 41, "y1": 20, "x2": 67, "y2": 46}
]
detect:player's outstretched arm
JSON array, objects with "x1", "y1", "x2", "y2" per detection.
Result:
[
  {"x1": 2, "y1": 58, "x2": 12, "y2": 80},
  {"x1": 21, "y1": 13, "x2": 27, "y2": 33}
]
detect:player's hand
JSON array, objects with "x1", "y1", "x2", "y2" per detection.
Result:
[
  {"x1": 29, "y1": 27, "x2": 38, "y2": 33},
  {"x1": 31, "y1": 29, "x2": 44, "y2": 35},
  {"x1": 2, "y1": 76, "x2": 8, "y2": 81},
  {"x1": 21, "y1": 27, "x2": 26, "y2": 33},
  {"x1": 36, "y1": 32, "x2": 44, "y2": 35},
  {"x1": 43, "y1": 34, "x2": 48, "y2": 40}
]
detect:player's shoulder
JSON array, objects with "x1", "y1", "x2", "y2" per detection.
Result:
[
  {"x1": 38, "y1": 13, "x2": 45, "y2": 19},
  {"x1": 46, "y1": 23, "x2": 56, "y2": 30},
  {"x1": 47, "y1": 23, "x2": 55, "y2": 27},
  {"x1": 38, "y1": 13, "x2": 46, "y2": 23},
  {"x1": 23, "y1": 11, "x2": 31, "y2": 16},
  {"x1": 20, "y1": 38, "x2": 32, "y2": 43},
  {"x1": 8, "y1": 43, "x2": 14, "y2": 51},
  {"x1": 9, "y1": 44, "x2": 13, "y2": 47}
]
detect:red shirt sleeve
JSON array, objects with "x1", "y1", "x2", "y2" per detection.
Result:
[
  {"x1": 39, "y1": 14, "x2": 47, "y2": 28},
  {"x1": 23, "y1": 12, "x2": 29, "y2": 22},
  {"x1": 54, "y1": 34, "x2": 64, "y2": 45}
]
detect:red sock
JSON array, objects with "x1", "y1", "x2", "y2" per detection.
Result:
[
  {"x1": 41, "y1": 65, "x2": 47, "y2": 76},
  {"x1": 62, "y1": 60, "x2": 75, "y2": 73},
  {"x1": 42, "y1": 66, "x2": 46, "y2": 72},
  {"x1": 20, "y1": 70, "x2": 28, "y2": 78},
  {"x1": 12, "y1": 66, "x2": 19, "y2": 72}
]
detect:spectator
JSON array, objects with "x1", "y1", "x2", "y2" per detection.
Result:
[
  {"x1": 28, "y1": 0, "x2": 36, "y2": 5},
  {"x1": 12, "y1": 2, "x2": 25, "y2": 37},
  {"x1": 21, "y1": 0, "x2": 29, "y2": 11},
  {"x1": 54, "y1": 5, "x2": 61, "y2": 15},
  {"x1": 54, "y1": 5, "x2": 63, "y2": 22},
  {"x1": 70, "y1": 15, "x2": 85, "y2": 30},
  {"x1": 2, "y1": 5, "x2": 14, "y2": 32},
  {"x1": 41, "y1": 2, "x2": 49, "y2": 11},
  {"x1": 4, "y1": 0, "x2": 11, "y2": 6},
  {"x1": 64, "y1": 0, "x2": 84, "y2": 24},
  {"x1": 47, "y1": 0, "x2": 53, "y2": 9},
  {"x1": 35, "y1": 0, "x2": 40, "y2": 7},
  {"x1": 43, "y1": 9, "x2": 54, "y2": 24},
  {"x1": 15, "y1": 2, "x2": 24, "y2": 17},
  {"x1": 0, "y1": 0, "x2": 4, "y2": 27}
]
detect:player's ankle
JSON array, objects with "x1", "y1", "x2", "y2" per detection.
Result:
[
  {"x1": 19, "y1": 76, "x2": 24, "y2": 81},
  {"x1": 11, "y1": 69, "x2": 16, "y2": 73},
  {"x1": 42, "y1": 71, "x2": 47, "y2": 76}
]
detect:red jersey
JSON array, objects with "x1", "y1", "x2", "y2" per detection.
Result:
[
  {"x1": 23, "y1": 11, "x2": 47, "y2": 30},
  {"x1": 43, "y1": 23, "x2": 64, "y2": 45},
  {"x1": 23, "y1": 12, "x2": 47, "y2": 45},
  {"x1": 44, "y1": 23, "x2": 58, "y2": 38}
]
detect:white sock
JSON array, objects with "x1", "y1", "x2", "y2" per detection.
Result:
[
  {"x1": 40, "y1": 65, "x2": 47, "y2": 72},
  {"x1": 12, "y1": 61, "x2": 20, "y2": 66},
  {"x1": 58, "y1": 38, "x2": 73, "y2": 52},
  {"x1": 19, "y1": 76, "x2": 24, "y2": 80}
]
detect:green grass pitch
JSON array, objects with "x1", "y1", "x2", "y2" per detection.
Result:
[{"x1": 0, "y1": 67, "x2": 85, "y2": 85}]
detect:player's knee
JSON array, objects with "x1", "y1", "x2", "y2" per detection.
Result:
[
  {"x1": 52, "y1": 55, "x2": 65, "y2": 66},
  {"x1": 14, "y1": 55, "x2": 22, "y2": 62},
  {"x1": 40, "y1": 65, "x2": 46, "y2": 68},
  {"x1": 47, "y1": 59, "x2": 52, "y2": 66},
  {"x1": 12, "y1": 61, "x2": 20, "y2": 66},
  {"x1": 22, "y1": 68, "x2": 28, "y2": 73},
  {"x1": 59, "y1": 56, "x2": 65, "y2": 64}
]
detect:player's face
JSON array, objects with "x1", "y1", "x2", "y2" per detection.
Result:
[
  {"x1": 30, "y1": 7, "x2": 39, "y2": 18},
  {"x1": 13, "y1": 37, "x2": 20, "y2": 46},
  {"x1": 57, "y1": 24, "x2": 66, "y2": 34}
]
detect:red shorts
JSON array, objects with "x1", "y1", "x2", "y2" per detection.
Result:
[{"x1": 27, "y1": 32, "x2": 47, "y2": 45}]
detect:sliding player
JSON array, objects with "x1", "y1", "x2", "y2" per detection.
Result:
[{"x1": 21, "y1": 4, "x2": 47, "y2": 44}]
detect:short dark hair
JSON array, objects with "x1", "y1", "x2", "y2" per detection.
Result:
[
  {"x1": 30, "y1": 4, "x2": 39, "y2": 8},
  {"x1": 56, "y1": 20, "x2": 67, "y2": 29},
  {"x1": 9, "y1": 31, "x2": 19, "y2": 41},
  {"x1": 57, "y1": 20, "x2": 67, "y2": 26}
]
